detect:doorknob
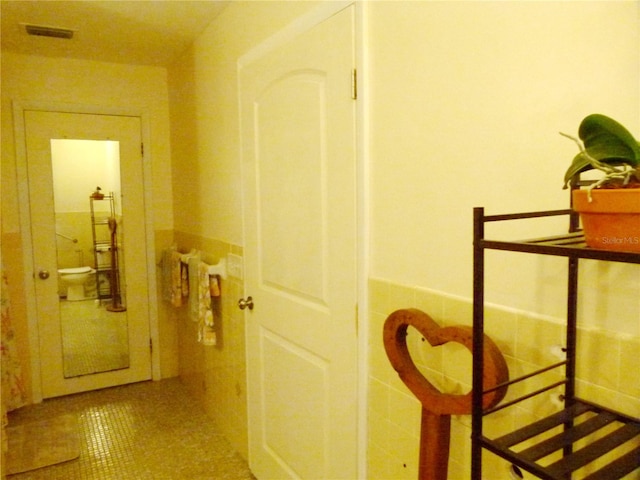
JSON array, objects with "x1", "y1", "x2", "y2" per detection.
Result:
[
  {"x1": 238, "y1": 296, "x2": 254, "y2": 310},
  {"x1": 38, "y1": 269, "x2": 50, "y2": 280}
]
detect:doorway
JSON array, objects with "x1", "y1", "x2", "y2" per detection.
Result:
[{"x1": 16, "y1": 106, "x2": 154, "y2": 399}]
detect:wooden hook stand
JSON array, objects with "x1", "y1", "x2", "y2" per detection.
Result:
[{"x1": 383, "y1": 308, "x2": 509, "y2": 480}]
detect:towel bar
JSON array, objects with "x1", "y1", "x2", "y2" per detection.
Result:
[{"x1": 179, "y1": 250, "x2": 227, "y2": 279}]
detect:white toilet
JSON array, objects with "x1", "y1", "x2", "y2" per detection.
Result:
[{"x1": 58, "y1": 267, "x2": 96, "y2": 301}]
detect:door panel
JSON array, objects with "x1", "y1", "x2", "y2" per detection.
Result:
[
  {"x1": 24, "y1": 110, "x2": 151, "y2": 398},
  {"x1": 241, "y1": 6, "x2": 357, "y2": 479},
  {"x1": 258, "y1": 72, "x2": 328, "y2": 306},
  {"x1": 261, "y1": 330, "x2": 328, "y2": 480}
]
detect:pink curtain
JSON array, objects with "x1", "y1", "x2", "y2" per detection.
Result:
[{"x1": 1, "y1": 264, "x2": 27, "y2": 415}]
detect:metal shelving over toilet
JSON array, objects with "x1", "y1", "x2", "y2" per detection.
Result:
[
  {"x1": 472, "y1": 207, "x2": 640, "y2": 480},
  {"x1": 89, "y1": 191, "x2": 124, "y2": 310}
]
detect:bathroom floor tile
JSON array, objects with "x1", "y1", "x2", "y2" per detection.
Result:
[
  {"x1": 59, "y1": 299, "x2": 129, "y2": 377},
  {"x1": 6, "y1": 378, "x2": 256, "y2": 480}
]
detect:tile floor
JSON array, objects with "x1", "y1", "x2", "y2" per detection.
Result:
[
  {"x1": 60, "y1": 299, "x2": 129, "y2": 378},
  {"x1": 7, "y1": 378, "x2": 256, "y2": 480}
]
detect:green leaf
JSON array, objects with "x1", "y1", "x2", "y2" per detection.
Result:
[
  {"x1": 563, "y1": 114, "x2": 640, "y2": 187},
  {"x1": 579, "y1": 114, "x2": 640, "y2": 166},
  {"x1": 563, "y1": 153, "x2": 591, "y2": 187}
]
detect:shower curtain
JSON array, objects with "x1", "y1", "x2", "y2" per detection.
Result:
[{"x1": 1, "y1": 263, "x2": 27, "y2": 414}]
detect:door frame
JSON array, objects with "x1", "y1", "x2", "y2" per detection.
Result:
[
  {"x1": 237, "y1": 1, "x2": 370, "y2": 476},
  {"x1": 12, "y1": 100, "x2": 160, "y2": 403},
  {"x1": 354, "y1": 2, "x2": 370, "y2": 477}
]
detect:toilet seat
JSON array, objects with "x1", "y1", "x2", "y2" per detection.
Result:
[{"x1": 59, "y1": 266, "x2": 93, "y2": 275}]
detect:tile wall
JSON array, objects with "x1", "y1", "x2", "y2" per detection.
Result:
[
  {"x1": 367, "y1": 277, "x2": 640, "y2": 479},
  {"x1": 173, "y1": 232, "x2": 249, "y2": 460}
]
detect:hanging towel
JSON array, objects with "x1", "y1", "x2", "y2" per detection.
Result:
[
  {"x1": 170, "y1": 251, "x2": 183, "y2": 307},
  {"x1": 197, "y1": 261, "x2": 211, "y2": 324},
  {"x1": 187, "y1": 259, "x2": 217, "y2": 346},
  {"x1": 203, "y1": 274, "x2": 220, "y2": 345},
  {"x1": 199, "y1": 307, "x2": 217, "y2": 347},
  {"x1": 209, "y1": 275, "x2": 220, "y2": 297},
  {"x1": 161, "y1": 247, "x2": 183, "y2": 307},
  {"x1": 188, "y1": 256, "x2": 201, "y2": 322},
  {"x1": 198, "y1": 262, "x2": 217, "y2": 346},
  {"x1": 161, "y1": 247, "x2": 174, "y2": 304},
  {"x1": 189, "y1": 258, "x2": 213, "y2": 321},
  {"x1": 181, "y1": 261, "x2": 189, "y2": 298}
]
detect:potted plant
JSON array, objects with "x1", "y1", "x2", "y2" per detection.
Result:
[
  {"x1": 91, "y1": 186, "x2": 104, "y2": 200},
  {"x1": 561, "y1": 113, "x2": 640, "y2": 252}
]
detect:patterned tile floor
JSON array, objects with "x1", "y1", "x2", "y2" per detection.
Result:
[
  {"x1": 60, "y1": 299, "x2": 129, "y2": 378},
  {"x1": 7, "y1": 378, "x2": 256, "y2": 480}
]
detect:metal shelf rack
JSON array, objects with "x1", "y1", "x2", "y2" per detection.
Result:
[
  {"x1": 89, "y1": 192, "x2": 124, "y2": 310},
  {"x1": 472, "y1": 207, "x2": 640, "y2": 480}
]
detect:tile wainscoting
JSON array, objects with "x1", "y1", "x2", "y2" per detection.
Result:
[
  {"x1": 173, "y1": 232, "x2": 248, "y2": 461},
  {"x1": 367, "y1": 277, "x2": 639, "y2": 479}
]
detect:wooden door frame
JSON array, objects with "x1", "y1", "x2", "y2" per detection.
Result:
[
  {"x1": 12, "y1": 100, "x2": 160, "y2": 403},
  {"x1": 237, "y1": 1, "x2": 370, "y2": 476}
]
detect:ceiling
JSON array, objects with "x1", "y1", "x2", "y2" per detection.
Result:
[{"x1": 0, "y1": 0, "x2": 230, "y2": 67}]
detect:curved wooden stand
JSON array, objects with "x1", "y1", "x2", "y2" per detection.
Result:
[{"x1": 383, "y1": 308, "x2": 509, "y2": 480}]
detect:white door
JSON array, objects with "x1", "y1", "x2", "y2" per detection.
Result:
[
  {"x1": 240, "y1": 6, "x2": 358, "y2": 479},
  {"x1": 24, "y1": 110, "x2": 152, "y2": 398}
]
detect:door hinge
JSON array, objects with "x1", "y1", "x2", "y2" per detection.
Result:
[
  {"x1": 149, "y1": 338, "x2": 153, "y2": 354},
  {"x1": 141, "y1": 143, "x2": 144, "y2": 156},
  {"x1": 351, "y1": 68, "x2": 358, "y2": 100}
]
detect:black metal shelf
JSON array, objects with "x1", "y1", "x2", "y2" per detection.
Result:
[
  {"x1": 472, "y1": 207, "x2": 640, "y2": 480},
  {"x1": 480, "y1": 400, "x2": 640, "y2": 480},
  {"x1": 480, "y1": 208, "x2": 640, "y2": 264}
]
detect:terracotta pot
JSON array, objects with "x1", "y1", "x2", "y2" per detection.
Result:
[{"x1": 572, "y1": 188, "x2": 640, "y2": 252}]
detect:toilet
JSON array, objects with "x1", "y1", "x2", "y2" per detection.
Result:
[{"x1": 58, "y1": 267, "x2": 96, "y2": 301}]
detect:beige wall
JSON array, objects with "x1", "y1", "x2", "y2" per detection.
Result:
[
  {"x1": 1, "y1": 53, "x2": 173, "y2": 233},
  {"x1": 169, "y1": 1, "x2": 320, "y2": 245},
  {"x1": 368, "y1": 1, "x2": 639, "y2": 335},
  {"x1": 1, "y1": 52, "x2": 178, "y2": 393},
  {"x1": 366, "y1": 2, "x2": 639, "y2": 478},
  {"x1": 167, "y1": 0, "x2": 321, "y2": 461}
]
